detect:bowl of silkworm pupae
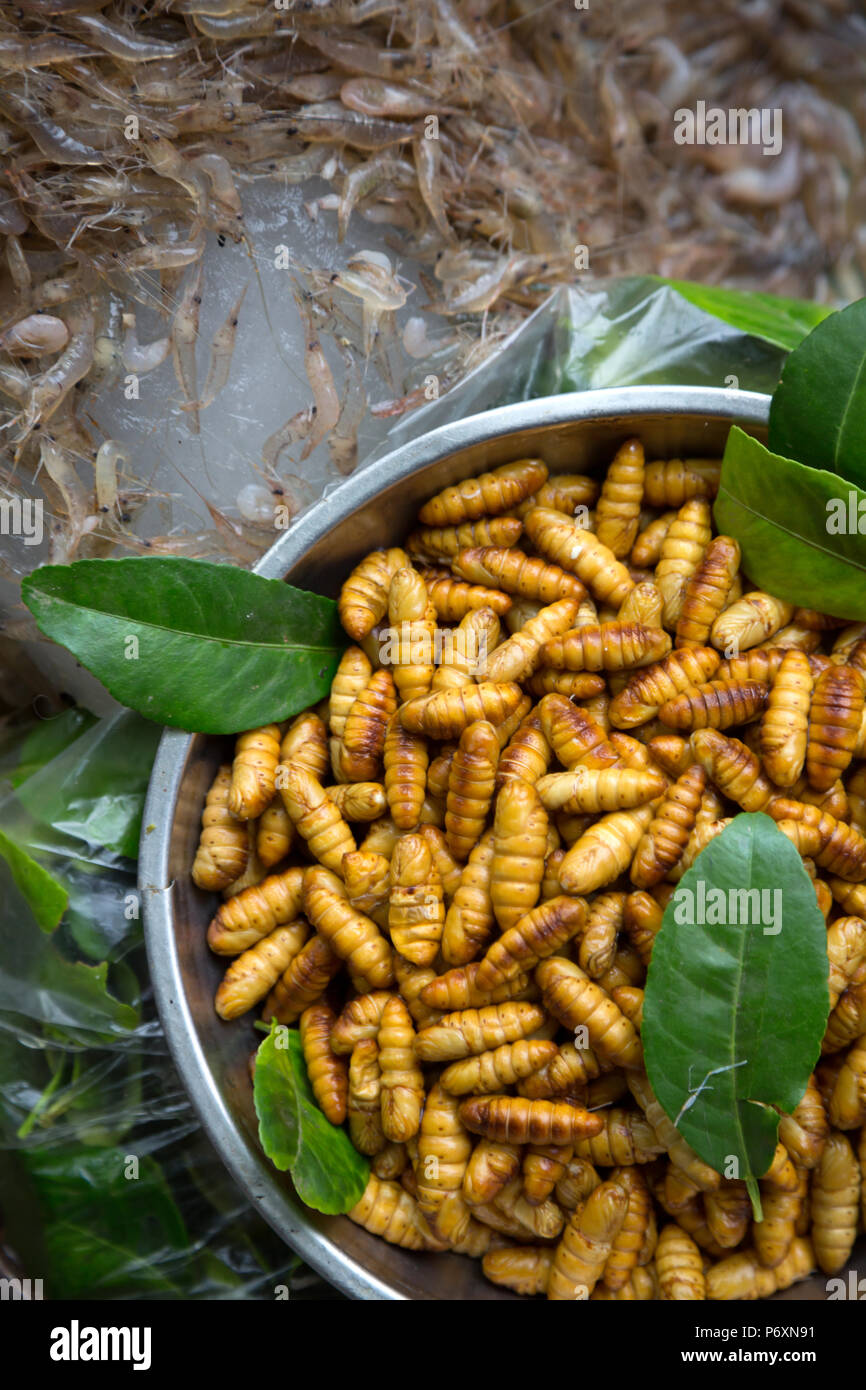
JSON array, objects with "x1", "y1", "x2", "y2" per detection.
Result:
[{"x1": 141, "y1": 385, "x2": 866, "y2": 1301}]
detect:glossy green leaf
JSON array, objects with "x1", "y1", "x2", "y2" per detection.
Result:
[
  {"x1": 643, "y1": 814, "x2": 828, "y2": 1216},
  {"x1": 769, "y1": 297, "x2": 866, "y2": 490},
  {"x1": 22, "y1": 557, "x2": 345, "y2": 734},
  {"x1": 0, "y1": 828, "x2": 67, "y2": 933},
  {"x1": 653, "y1": 277, "x2": 833, "y2": 352},
  {"x1": 714, "y1": 428, "x2": 866, "y2": 620},
  {"x1": 254, "y1": 1025, "x2": 369, "y2": 1215}
]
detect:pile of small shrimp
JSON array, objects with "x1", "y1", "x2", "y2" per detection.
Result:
[{"x1": 0, "y1": 0, "x2": 865, "y2": 575}]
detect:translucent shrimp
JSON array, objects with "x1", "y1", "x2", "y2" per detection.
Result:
[
  {"x1": 292, "y1": 282, "x2": 340, "y2": 460},
  {"x1": 413, "y1": 136, "x2": 452, "y2": 240},
  {"x1": 190, "y1": 10, "x2": 284, "y2": 39},
  {"x1": 0, "y1": 91, "x2": 103, "y2": 166},
  {"x1": 17, "y1": 303, "x2": 95, "y2": 441},
  {"x1": 340, "y1": 79, "x2": 453, "y2": 120},
  {"x1": 5, "y1": 237, "x2": 32, "y2": 293},
  {"x1": 0, "y1": 314, "x2": 69, "y2": 357},
  {"x1": 142, "y1": 135, "x2": 210, "y2": 222},
  {"x1": 0, "y1": 36, "x2": 96, "y2": 69},
  {"x1": 182, "y1": 284, "x2": 247, "y2": 412},
  {"x1": 94, "y1": 440, "x2": 129, "y2": 517},
  {"x1": 329, "y1": 348, "x2": 367, "y2": 477},
  {"x1": 192, "y1": 153, "x2": 245, "y2": 233},
  {"x1": 337, "y1": 154, "x2": 415, "y2": 241},
  {"x1": 171, "y1": 263, "x2": 204, "y2": 434},
  {"x1": 305, "y1": 28, "x2": 430, "y2": 80},
  {"x1": 330, "y1": 254, "x2": 410, "y2": 312},
  {"x1": 122, "y1": 231, "x2": 206, "y2": 273},
  {"x1": 428, "y1": 252, "x2": 559, "y2": 315},
  {"x1": 0, "y1": 362, "x2": 31, "y2": 402},
  {"x1": 37, "y1": 436, "x2": 95, "y2": 564},
  {"x1": 262, "y1": 406, "x2": 315, "y2": 472},
  {"x1": 287, "y1": 102, "x2": 417, "y2": 151},
  {"x1": 64, "y1": 12, "x2": 194, "y2": 61}
]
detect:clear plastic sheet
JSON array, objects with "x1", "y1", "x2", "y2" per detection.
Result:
[
  {"x1": 0, "y1": 277, "x2": 786, "y2": 1299},
  {"x1": 0, "y1": 709, "x2": 330, "y2": 1299},
  {"x1": 371, "y1": 277, "x2": 785, "y2": 459}
]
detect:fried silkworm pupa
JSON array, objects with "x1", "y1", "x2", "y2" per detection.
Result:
[
  {"x1": 658, "y1": 678, "x2": 769, "y2": 731},
  {"x1": 594, "y1": 437, "x2": 645, "y2": 558},
  {"x1": 445, "y1": 719, "x2": 499, "y2": 860},
  {"x1": 482, "y1": 1245, "x2": 554, "y2": 1296},
  {"x1": 643, "y1": 458, "x2": 720, "y2": 507},
  {"x1": 304, "y1": 865, "x2": 394, "y2": 988},
  {"x1": 378, "y1": 995, "x2": 424, "y2": 1143},
  {"x1": 278, "y1": 764, "x2": 356, "y2": 874},
  {"x1": 215, "y1": 920, "x2": 309, "y2": 1021},
  {"x1": 192, "y1": 765, "x2": 249, "y2": 891},
  {"x1": 407, "y1": 516, "x2": 523, "y2": 561},
  {"x1": 675, "y1": 535, "x2": 740, "y2": 649},
  {"x1": 453, "y1": 546, "x2": 587, "y2": 603},
  {"x1": 300, "y1": 1001, "x2": 348, "y2": 1124},
  {"x1": 388, "y1": 832, "x2": 445, "y2": 966},
  {"x1": 523, "y1": 507, "x2": 634, "y2": 607},
  {"x1": 760, "y1": 648, "x2": 812, "y2": 788},
  {"x1": 474, "y1": 895, "x2": 586, "y2": 992},
  {"x1": 348, "y1": 1038, "x2": 386, "y2": 1155},
  {"x1": 262, "y1": 933, "x2": 342, "y2": 1025},
  {"x1": 348, "y1": 1173, "x2": 430, "y2": 1250},
  {"x1": 655, "y1": 1223, "x2": 706, "y2": 1300},
  {"x1": 537, "y1": 956, "x2": 643, "y2": 1070},
  {"x1": 547, "y1": 1180, "x2": 629, "y2": 1300},
  {"x1": 440, "y1": 1040, "x2": 559, "y2": 1095},
  {"x1": 710, "y1": 590, "x2": 794, "y2": 652},
  {"x1": 811, "y1": 1128, "x2": 861, "y2": 1273},
  {"x1": 490, "y1": 777, "x2": 549, "y2": 931},
  {"x1": 608, "y1": 646, "x2": 720, "y2": 729},
  {"x1": 338, "y1": 547, "x2": 409, "y2": 640},
  {"x1": 540, "y1": 621, "x2": 671, "y2": 673},
  {"x1": 207, "y1": 865, "x2": 306, "y2": 955},
  {"x1": 331, "y1": 990, "x2": 393, "y2": 1053},
  {"x1": 414, "y1": 1001, "x2": 547, "y2": 1062},
  {"x1": 806, "y1": 663, "x2": 865, "y2": 792},
  {"x1": 418, "y1": 458, "x2": 548, "y2": 526},
  {"x1": 342, "y1": 669, "x2": 398, "y2": 780},
  {"x1": 655, "y1": 499, "x2": 712, "y2": 628},
  {"x1": 229, "y1": 724, "x2": 282, "y2": 820},
  {"x1": 459, "y1": 1094, "x2": 604, "y2": 1145}
]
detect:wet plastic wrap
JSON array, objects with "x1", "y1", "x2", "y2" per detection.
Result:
[{"x1": 0, "y1": 710, "x2": 331, "y2": 1299}]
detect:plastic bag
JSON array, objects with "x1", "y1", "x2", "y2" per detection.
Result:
[
  {"x1": 370, "y1": 276, "x2": 785, "y2": 460},
  {"x1": 0, "y1": 709, "x2": 331, "y2": 1299}
]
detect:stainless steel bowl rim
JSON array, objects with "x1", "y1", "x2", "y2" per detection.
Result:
[{"x1": 140, "y1": 385, "x2": 771, "y2": 1299}]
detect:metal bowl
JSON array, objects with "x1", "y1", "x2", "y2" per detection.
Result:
[{"x1": 141, "y1": 385, "x2": 846, "y2": 1301}]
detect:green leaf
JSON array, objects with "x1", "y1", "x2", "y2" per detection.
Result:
[
  {"x1": 769, "y1": 297, "x2": 866, "y2": 490},
  {"x1": 653, "y1": 277, "x2": 834, "y2": 352},
  {"x1": 21, "y1": 557, "x2": 345, "y2": 734},
  {"x1": 0, "y1": 828, "x2": 67, "y2": 933},
  {"x1": 714, "y1": 428, "x2": 866, "y2": 620},
  {"x1": 254, "y1": 1025, "x2": 369, "y2": 1215},
  {"x1": 643, "y1": 814, "x2": 829, "y2": 1214}
]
